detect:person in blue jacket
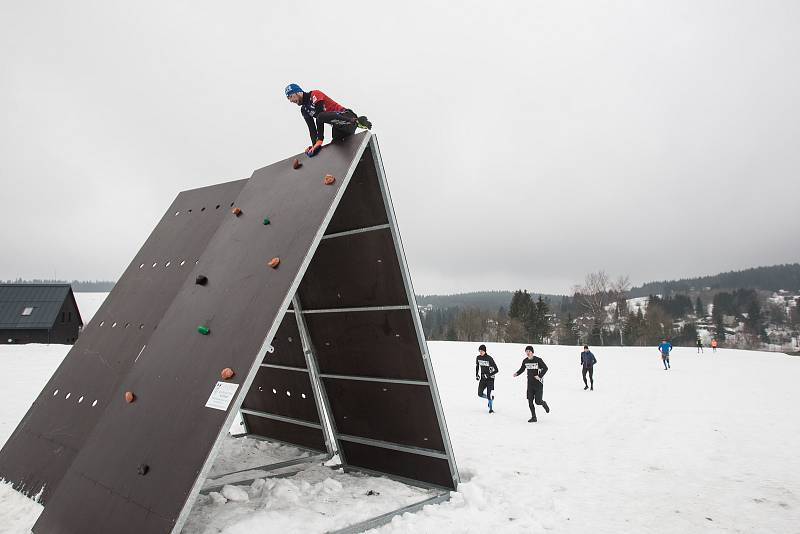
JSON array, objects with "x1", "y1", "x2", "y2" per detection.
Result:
[
  {"x1": 580, "y1": 345, "x2": 597, "y2": 390},
  {"x1": 658, "y1": 339, "x2": 673, "y2": 370}
]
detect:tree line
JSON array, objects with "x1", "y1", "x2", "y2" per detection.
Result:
[
  {"x1": 1, "y1": 278, "x2": 116, "y2": 292},
  {"x1": 421, "y1": 270, "x2": 800, "y2": 350}
]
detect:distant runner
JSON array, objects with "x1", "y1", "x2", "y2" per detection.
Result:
[
  {"x1": 580, "y1": 345, "x2": 597, "y2": 390},
  {"x1": 513, "y1": 346, "x2": 550, "y2": 422},
  {"x1": 475, "y1": 344, "x2": 499, "y2": 413},
  {"x1": 658, "y1": 339, "x2": 673, "y2": 370},
  {"x1": 696, "y1": 337, "x2": 704, "y2": 354},
  {"x1": 285, "y1": 83, "x2": 371, "y2": 157},
  {"x1": 711, "y1": 338, "x2": 718, "y2": 352}
]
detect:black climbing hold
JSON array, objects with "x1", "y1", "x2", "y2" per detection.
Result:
[
  {"x1": 195, "y1": 275, "x2": 208, "y2": 286},
  {"x1": 137, "y1": 463, "x2": 149, "y2": 476}
]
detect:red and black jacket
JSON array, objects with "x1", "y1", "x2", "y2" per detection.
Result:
[{"x1": 301, "y1": 90, "x2": 347, "y2": 143}]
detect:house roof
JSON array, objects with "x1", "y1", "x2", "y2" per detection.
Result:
[{"x1": 0, "y1": 284, "x2": 82, "y2": 329}]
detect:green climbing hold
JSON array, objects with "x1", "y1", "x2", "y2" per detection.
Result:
[
  {"x1": 197, "y1": 325, "x2": 210, "y2": 335},
  {"x1": 263, "y1": 217, "x2": 271, "y2": 225}
]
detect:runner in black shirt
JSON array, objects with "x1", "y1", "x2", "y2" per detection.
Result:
[
  {"x1": 475, "y1": 344, "x2": 499, "y2": 413},
  {"x1": 513, "y1": 346, "x2": 550, "y2": 422}
]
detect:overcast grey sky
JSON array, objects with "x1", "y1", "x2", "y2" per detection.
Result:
[{"x1": 1, "y1": 1, "x2": 798, "y2": 295}]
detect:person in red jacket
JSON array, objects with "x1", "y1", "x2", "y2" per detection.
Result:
[{"x1": 285, "y1": 83, "x2": 371, "y2": 157}]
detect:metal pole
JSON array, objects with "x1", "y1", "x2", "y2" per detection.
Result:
[{"x1": 292, "y1": 295, "x2": 342, "y2": 462}]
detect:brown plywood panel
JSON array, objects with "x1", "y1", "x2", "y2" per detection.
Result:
[
  {"x1": 261, "y1": 312, "x2": 306, "y2": 367},
  {"x1": 0, "y1": 179, "x2": 247, "y2": 503},
  {"x1": 341, "y1": 441, "x2": 455, "y2": 490},
  {"x1": 243, "y1": 414, "x2": 327, "y2": 453},
  {"x1": 23, "y1": 473, "x2": 171, "y2": 534},
  {"x1": 324, "y1": 144, "x2": 388, "y2": 235},
  {"x1": 323, "y1": 379, "x2": 444, "y2": 451},
  {"x1": 241, "y1": 366, "x2": 319, "y2": 422},
  {"x1": 297, "y1": 229, "x2": 407, "y2": 310},
  {"x1": 306, "y1": 309, "x2": 427, "y2": 380},
  {"x1": 34, "y1": 133, "x2": 370, "y2": 533}
]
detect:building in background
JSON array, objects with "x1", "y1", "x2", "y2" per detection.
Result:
[{"x1": 0, "y1": 284, "x2": 83, "y2": 344}]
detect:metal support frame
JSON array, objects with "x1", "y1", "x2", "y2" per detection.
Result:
[
  {"x1": 326, "y1": 491, "x2": 451, "y2": 534},
  {"x1": 260, "y1": 363, "x2": 309, "y2": 373},
  {"x1": 318, "y1": 373, "x2": 429, "y2": 386},
  {"x1": 370, "y1": 136, "x2": 461, "y2": 489},
  {"x1": 301, "y1": 305, "x2": 410, "y2": 314},
  {"x1": 292, "y1": 296, "x2": 342, "y2": 462},
  {"x1": 337, "y1": 434, "x2": 449, "y2": 460},
  {"x1": 321, "y1": 223, "x2": 391, "y2": 240},
  {"x1": 240, "y1": 408, "x2": 323, "y2": 430},
  {"x1": 200, "y1": 452, "x2": 331, "y2": 494}
]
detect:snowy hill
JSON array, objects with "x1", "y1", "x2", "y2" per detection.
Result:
[{"x1": 1, "y1": 338, "x2": 799, "y2": 532}]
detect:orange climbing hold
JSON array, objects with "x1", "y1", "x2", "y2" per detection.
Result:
[
  {"x1": 124, "y1": 391, "x2": 135, "y2": 403},
  {"x1": 323, "y1": 174, "x2": 336, "y2": 185},
  {"x1": 232, "y1": 207, "x2": 242, "y2": 216},
  {"x1": 268, "y1": 257, "x2": 281, "y2": 269},
  {"x1": 292, "y1": 158, "x2": 302, "y2": 170},
  {"x1": 220, "y1": 368, "x2": 235, "y2": 380}
]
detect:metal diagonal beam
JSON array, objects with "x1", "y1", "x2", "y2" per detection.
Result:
[
  {"x1": 336, "y1": 434, "x2": 448, "y2": 460},
  {"x1": 320, "y1": 223, "x2": 391, "y2": 240},
  {"x1": 240, "y1": 409, "x2": 322, "y2": 430},
  {"x1": 200, "y1": 452, "x2": 331, "y2": 494},
  {"x1": 318, "y1": 373, "x2": 429, "y2": 386},
  {"x1": 260, "y1": 363, "x2": 308, "y2": 373},
  {"x1": 301, "y1": 305, "x2": 410, "y2": 314}
]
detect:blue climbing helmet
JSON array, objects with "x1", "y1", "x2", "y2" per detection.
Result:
[{"x1": 285, "y1": 83, "x2": 303, "y2": 97}]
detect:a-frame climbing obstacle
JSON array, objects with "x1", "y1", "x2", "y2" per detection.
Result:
[{"x1": 0, "y1": 132, "x2": 459, "y2": 533}]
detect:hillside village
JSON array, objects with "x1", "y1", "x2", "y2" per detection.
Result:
[{"x1": 419, "y1": 266, "x2": 800, "y2": 354}]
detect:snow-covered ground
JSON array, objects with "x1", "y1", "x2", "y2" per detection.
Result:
[{"x1": 1, "y1": 298, "x2": 799, "y2": 533}]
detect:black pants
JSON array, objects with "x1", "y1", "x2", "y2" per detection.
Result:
[
  {"x1": 527, "y1": 380, "x2": 545, "y2": 416},
  {"x1": 316, "y1": 109, "x2": 357, "y2": 142},
  {"x1": 582, "y1": 365, "x2": 594, "y2": 387},
  {"x1": 478, "y1": 377, "x2": 494, "y2": 399}
]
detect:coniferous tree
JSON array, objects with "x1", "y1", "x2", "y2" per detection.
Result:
[
  {"x1": 509, "y1": 290, "x2": 532, "y2": 323},
  {"x1": 744, "y1": 300, "x2": 768, "y2": 343},
  {"x1": 560, "y1": 313, "x2": 579, "y2": 345},
  {"x1": 527, "y1": 295, "x2": 552, "y2": 343},
  {"x1": 695, "y1": 296, "x2": 705, "y2": 317},
  {"x1": 712, "y1": 306, "x2": 727, "y2": 341}
]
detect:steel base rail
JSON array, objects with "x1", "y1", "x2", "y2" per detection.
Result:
[
  {"x1": 200, "y1": 452, "x2": 331, "y2": 494},
  {"x1": 341, "y1": 465, "x2": 455, "y2": 494},
  {"x1": 325, "y1": 491, "x2": 451, "y2": 534}
]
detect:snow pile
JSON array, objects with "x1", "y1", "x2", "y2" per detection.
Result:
[
  {"x1": 205, "y1": 436, "x2": 309, "y2": 479},
  {"x1": 183, "y1": 466, "x2": 431, "y2": 534}
]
